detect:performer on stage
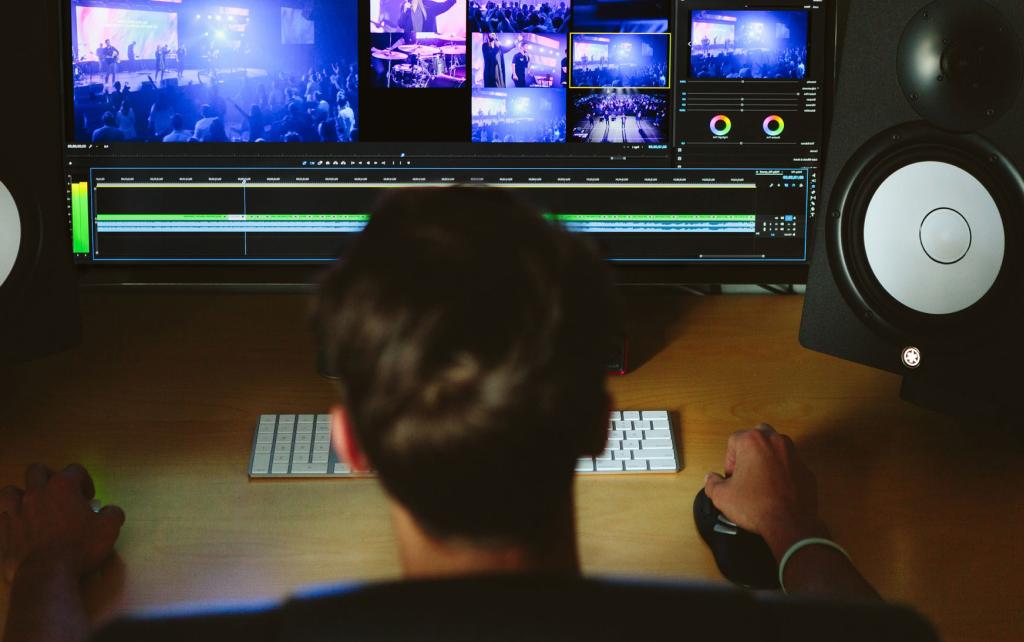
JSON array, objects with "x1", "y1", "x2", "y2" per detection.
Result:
[
  {"x1": 399, "y1": 0, "x2": 458, "y2": 35},
  {"x1": 98, "y1": 39, "x2": 120, "y2": 85},
  {"x1": 126, "y1": 42, "x2": 136, "y2": 73},
  {"x1": 155, "y1": 45, "x2": 168, "y2": 84},
  {"x1": 177, "y1": 45, "x2": 187, "y2": 80},
  {"x1": 511, "y1": 42, "x2": 530, "y2": 88},
  {"x1": 480, "y1": 33, "x2": 519, "y2": 88}
]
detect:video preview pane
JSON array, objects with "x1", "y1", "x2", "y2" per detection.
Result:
[
  {"x1": 368, "y1": 0, "x2": 468, "y2": 89},
  {"x1": 470, "y1": 1, "x2": 571, "y2": 34},
  {"x1": 473, "y1": 33, "x2": 567, "y2": 88},
  {"x1": 71, "y1": 0, "x2": 358, "y2": 143},
  {"x1": 472, "y1": 88, "x2": 566, "y2": 142},
  {"x1": 570, "y1": 33, "x2": 669, "y2": 88},
  {"x1": 570, "y1": 89, "x2": 668, "y2": 143},
  {"x1": 689, "y1": 10, "x2": 809, "y2": 80}
]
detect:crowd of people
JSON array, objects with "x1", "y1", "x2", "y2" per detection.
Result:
[
  {"x1": 470, "y1": 1, "x2": 570, "y2": 33},
  {"x1": 571, "y1": 63, "x2": 667, "y2": 88},
  {"x1": 472, "y1": 115, "x2": 565, "y2": 143},
  {"x1": 75, "y1": 62, "x2": 360, "y2": 143},
  {"x1": 690, "y1": 48, "x2": 807, "y2": 80},
  {"x1": 572, "y1": 92, "x2": 667, "y2": 131}
]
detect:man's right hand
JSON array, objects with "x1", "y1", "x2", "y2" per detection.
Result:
[
  {"x1": 705, "y1": 425, "x2": 879, "y2": 599},
  {"x1": 704, "y1": 424, "x2": 827, "y2": 560}
]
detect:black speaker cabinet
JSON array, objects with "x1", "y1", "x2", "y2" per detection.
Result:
[
  {"x1": 0, "y1": 1, "x2": 81, "y2": 362},
  {"x1": 802, "y1": 0, "x2": 1024, "y2": 418}
]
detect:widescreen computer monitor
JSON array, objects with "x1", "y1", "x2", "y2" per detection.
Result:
[{"x1": 61, "y1": 0, "x2": 832, "y2": 284}]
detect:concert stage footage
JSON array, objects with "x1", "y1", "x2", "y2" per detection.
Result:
[
  {"x1": 472, "y1": 33, "x2": 567, "y2": 88},
  {"x1": 690, "y1": 10, "x2": 809, "y2": 80},
  {"x1": 369, "y1": 0, "x2": 467, "y2": 37},
  {"x1": 368, "y1": 0, "x2": 467, "y2": 89},
  {"x1": 71, "y1": 0, "x2": 358, "y2": 143},
  {"x1": 370, "y1": 33, "x2": 468, "y2": 88},
  {"x1": 569, "y1": 90, "x2": 668, "y2": 144},
  {"x1": 470, "y1": 1, "x2": 572, "y2": 34},
  {"x1": 573, "y1": 0, "x2": 668, "y2": 33},
  {"x1": 472, "y1": 89, "x2": 566, "y2": 143},
  {"x1": 570, "y1": 34, "x2": 669, "y2": 88}
]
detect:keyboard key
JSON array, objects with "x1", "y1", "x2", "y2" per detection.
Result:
[
  {"x1": 620, "y1": 439, "x2": 641, "y2": 450},
  {"x1": 606, "y1": 439, "x2": 620, "y2": 450},
  {"x1": 622, "y1": 411, "x2": 641, "y2": 420},
  {"x1": 633, "y1": 420, "x2": 652, "y2": 431},
  {"x1": 624, "y1": 460, "x2": 649, "y2": 472},
  {"x1": 259, "y1": 415, "x2": 277, "y2": 425},
  {"x1": 609, "y1": 411, "x2": 622, "y2": 421},
  {"x1": 613, "y1": 420, "x2": 631, "y2": 431},
  {"x1": 333, "y1": 463, "x2": 351, "y2": 475},
  {"x1": 298, "y1": 414, "x2": 315, "y2": 423},
  {"x1": 252, "y1": 454, "x2": 270, "y2": 474},
  {"x1": 649, "y1": 460, "x2": 677, "y2": 471},
  {"x1": 296, "y1": 424, "x2": 313, "y2": 434},
  {"x1": 575, "y1": 459, "x2": 595, "y2": 472},
  {"x1": 271, "y1": 462, "x2": 289, "y2": 474},
  {"x1": 292, "y1": 463, "x2": 329, "y2": 474},
  {"x1": 273, "y1": 452, "x2": 292, "y2": 464},
  {"x1": 596, "y1": 450, "x2": 613, "y2": 461},
  {"x1": 650, "y1": 419, "x2": 671, "y2": 431},
  {"x1": 277, "y1": 415, "x2": 295, "y2": 428},
  {"x1": 613, "y1": 450, "x2": 632, "y2": 460},
  {"x1": 317, "y1": 414, "x2": 330, "y2": 424},
  {"x1": 256, "y1": 433, "x2": 273, "y2": 444},
  {"x1": 609, "y1": 430, "x2": 626, "y2": 440},
  {"x1": 634, "y1": 448, "x2": 675, "y2": 460},
  {"x1": 624, "y1": 430, "x2": 644, "y2": 440},
  {"x1": 642, "y1": 411, "x2": 669, "y2": 421},
  {"x1": 643, "y1": 439, "x2": 673, "y2": 449},
  {"x1": 312, "y1": 452, "x2": 329, "y2": 464},
  {"x1": 596, "y1": 461, "x2": 624, "y2": 472},
  {"x1": 313, "y1": 444, "x2": 331, "y2": 454},
  {"x1": 254, "y1": 443, "x2": 272, "y2": 454}
]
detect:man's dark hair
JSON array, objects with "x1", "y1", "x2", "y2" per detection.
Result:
[{"x1": 315, "y1": 186, "x2": 618, "y2": 545}]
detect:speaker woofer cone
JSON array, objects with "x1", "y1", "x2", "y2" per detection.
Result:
[{"x1": 827, "y1": 123, "x2": 1023, "y2": 351}]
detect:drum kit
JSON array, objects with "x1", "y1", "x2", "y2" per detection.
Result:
[{"x1": 371, "y1": 32, "x2": 467, "y2": 89}]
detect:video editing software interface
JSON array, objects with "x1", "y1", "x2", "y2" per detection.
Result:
[{"x1": 63, "y1": 0, "x2": 828, "y2": 264}]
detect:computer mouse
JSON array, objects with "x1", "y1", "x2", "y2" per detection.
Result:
[{"x1": 693, "y1": 488, "x2": 780, "y2": 590}]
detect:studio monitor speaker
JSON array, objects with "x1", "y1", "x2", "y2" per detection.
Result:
[
  {"x1": 801, "y1": 0, "x2": 1024, "y2": 417},
  {"x1": 0, "y1": 1, "x2": 81, "y2": 362}
]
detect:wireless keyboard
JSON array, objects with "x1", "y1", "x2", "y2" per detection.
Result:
[{"x1": 248, "y1": 411, "x2": 680, "y2": 478}]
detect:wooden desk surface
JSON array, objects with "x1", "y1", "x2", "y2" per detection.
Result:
[{"x1": 1, "y1": 290, "x2": 1022, "y2": 642}]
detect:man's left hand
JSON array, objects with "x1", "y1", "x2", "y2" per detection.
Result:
[{"x1": 0, "y1": 464, "x2": 125, "y2": 584}]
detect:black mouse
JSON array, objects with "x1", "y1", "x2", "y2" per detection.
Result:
[{"x1": 693, "y1": 488, "x2": 780, "y2": 590}]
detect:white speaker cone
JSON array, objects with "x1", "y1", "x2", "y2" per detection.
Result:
[
  {"x1": 0, "y1": 180, "x2": 21, "y2": 288},
  {"x1": 863, "y1": 161, "x2": 1005, "y2": 316}
]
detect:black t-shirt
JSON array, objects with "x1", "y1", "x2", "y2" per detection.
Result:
[{"x1": 513, "y1": 53, "x2": 529, "y2": 80}]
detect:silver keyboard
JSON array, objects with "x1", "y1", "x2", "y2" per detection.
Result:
[{"x1": 249, "y1": 411, "x2": 679, "y2": 478}]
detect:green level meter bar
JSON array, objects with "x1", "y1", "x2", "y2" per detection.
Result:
[
  {"x1": 71, "y1": 183, "x2": 90, "y2": 253},
  {"x1": 96, "y1": 213, "x2": 755, "y2": 222}
]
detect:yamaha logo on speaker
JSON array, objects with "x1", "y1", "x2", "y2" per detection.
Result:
[{"x1": 902, "y1": 347, "x2": 922, "y2": 369}]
